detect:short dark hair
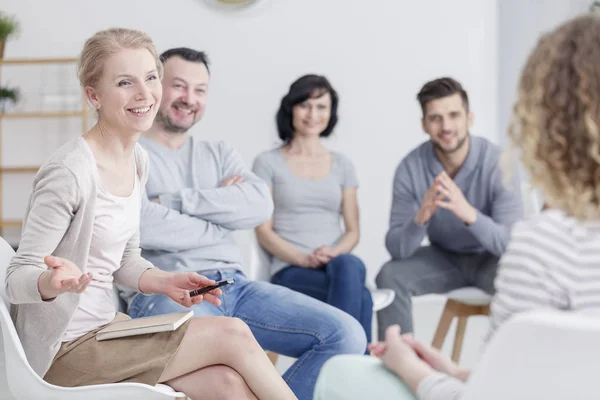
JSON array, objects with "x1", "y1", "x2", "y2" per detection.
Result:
[
  {"x1": 276, "y1": 74, "x2": 339, "y2": 143},
  {"x1": 160, "y1": 47, "x2": 210, "y2": 73},
  {"x1": 417, "y1": 77, "x2": 469, "y2": 116}
]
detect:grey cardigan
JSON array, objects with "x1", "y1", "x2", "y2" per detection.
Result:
[{"x1": 5, "y1": 136, "x2": 154, "y2": 377}]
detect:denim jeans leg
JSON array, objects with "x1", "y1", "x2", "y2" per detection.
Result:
[
  {"x1": 271, "y1": 265, "x2": 329, "y2": 302},
  {"x1": 326, "y1": 254, "x2": 373, "y2": 343},
  {"x1": 359, "y1": 286, "x2": 374, "y2": 344},
  {"x1": 231, "y1": 275, "x2": 366, "y2": 400},
  {"x1": 128, "y1": 293, "x2": 189, "y2": 319}
]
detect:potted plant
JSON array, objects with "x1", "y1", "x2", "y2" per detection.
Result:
[
  {"x1": 0, "y1": 13, "x2": 19, "y2": 59},
  {"x1": 0, "y1": 86, "x2": 19, "y2": 113}
]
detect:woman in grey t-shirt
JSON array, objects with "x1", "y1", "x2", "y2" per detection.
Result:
[{"x1": 254, "y1": 75, "x2": 373, "y2": 345}]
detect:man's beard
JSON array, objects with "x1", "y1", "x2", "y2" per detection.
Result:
[
  {"x1": 155, "y1": 109, "x2": 194, "y2": 134},
  {"x1": 433, "y1": 132, "x2": 469, "y2": 154}
]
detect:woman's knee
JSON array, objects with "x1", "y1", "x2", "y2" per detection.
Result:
[
  {"x1": 315, "y1": 355, "x2": 374, "y2": 399},
  {"x1": 186, "y1": 317, "x2": 259, "y2": 364},
  {"x1": 220, "y1": 317, "x2": 255, "y2": 343},
  {"x1": 316, "y1": 355, "x2": 416, "y2": 400},
  {"x1": 187, "y1": 316, "x2": 256, "y2": 348},
  {"x1": 329, "y1": 254, "x2": 367, "y2": 279},
  {"x1": 177, "y1": 365, "x2": 255, "y2": 400},
  {"x1": 209, "y1": 365, "x2": 255, "y2": 400}
]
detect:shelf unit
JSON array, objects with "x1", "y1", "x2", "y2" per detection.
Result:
[{"x1": 0, "y1": 57, "x2": 89, "y2": 235}]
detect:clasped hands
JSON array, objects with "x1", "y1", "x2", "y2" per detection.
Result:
[
  {"x1": 415, "y1": 171, "x2": 477, "y2": 226},
  {"x1": 297, "y1": 245, "x2": 338, "y2": 268},
  {"x1": 369, "y1": 325, "x2": 468, "y2": 388}
]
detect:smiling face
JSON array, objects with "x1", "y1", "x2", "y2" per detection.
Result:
[
  {"x1": 154, "y1": 56, "x2": 209, "y2": 134},
  {"x1": 422, "y1": 93, "x2": 473, "y2": 154},
  {"x1": 85, "y1": 47, "x2": 162, "y2": 134},
  {"x1": 292, "y1": 91, "x2": 332, "y2": 138}
]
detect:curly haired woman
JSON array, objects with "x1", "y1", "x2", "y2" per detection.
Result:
[{"x1": 314, "y1": 12, "x2": 600, "y2": 400}]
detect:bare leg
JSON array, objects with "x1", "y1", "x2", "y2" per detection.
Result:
[
  {"x1": 166, "y1": 365, "x2": 258, "y2": 400},
  {"x1": 159, "y1": 316, "x2": 296, "y2": 400}
]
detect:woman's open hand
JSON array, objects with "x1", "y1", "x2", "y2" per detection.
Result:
[{"x1": 38, "y1": 255, "x2": 93, "y2": 300}]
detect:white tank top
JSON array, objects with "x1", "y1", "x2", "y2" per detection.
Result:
[{"x1": 62, "y1": 164, "x2": 140, "y2": 342}]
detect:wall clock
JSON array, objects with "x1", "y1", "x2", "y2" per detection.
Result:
[{"x1": 202, "y1": 0, "x2": 267, "y2": 12}]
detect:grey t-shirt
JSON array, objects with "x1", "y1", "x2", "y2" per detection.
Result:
[{"x1": 252, "y1": 147, "x2": 358, "y2": 275}]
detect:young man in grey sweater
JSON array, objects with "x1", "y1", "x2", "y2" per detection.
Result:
[
  {"x1": 376, "y1": 77, "x2": 523, "y2": 338},
  {"x1": 122, "y1": 48, "x2": 365, "y2": 400}
]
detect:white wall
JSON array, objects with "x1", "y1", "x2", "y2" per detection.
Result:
[
  {"x1": 498, "y1": 0, "x2": 590, "y2": 145},
  {"x1": 0, "y1": 0, "x2": 592, "y2": 380},
  {"x1": 0, "y1": 0, "x2": 498, "y2": 283}
]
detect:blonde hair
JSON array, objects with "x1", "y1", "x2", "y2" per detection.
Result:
[
  {"x1": 509, "y1": 14, "x2": 600, "y2": 220},
  {"x1": 77, "y1": 28, "x2": 163, "y2": 89}
]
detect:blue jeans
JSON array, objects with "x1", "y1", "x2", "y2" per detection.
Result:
[
  {"x1": 272, "y1": 254, "x2": 373, "y2": 344},
  {"x1": 128, "y1": 269, "x2": 366, "y2": 400}
]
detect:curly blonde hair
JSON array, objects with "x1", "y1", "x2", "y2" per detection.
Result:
[{"x1": 509, "y1": 14, "x2": 600, "y2": 220}]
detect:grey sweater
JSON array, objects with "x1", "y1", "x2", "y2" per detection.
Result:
[
  {"x1": 5, "y1": 136, "x2": 154, "y2": 377},
  {"x1": 386, "y1": 136, "x2": 523, "y2": 259},
  {"x1": 121, "y1": 136, "x2": 272, "y2": 306}
]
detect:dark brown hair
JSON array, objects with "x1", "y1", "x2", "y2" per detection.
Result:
[
  {"x1": 417, "y1": 77, "x2": 469, "y2": 116},
  {"x1": 276, "y1": 74, "x2": 339, "y2": 143}
]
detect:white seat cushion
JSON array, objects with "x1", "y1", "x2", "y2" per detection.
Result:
[
  {"x1": 154, "y1": 383, "x2": 177, "y2": 393},
  {"x1": 371, "y1": 289, "x2": 395, "y2": 312},
  {"x1": 446, "y1": 287, "x2": 492, "y2": 306}
]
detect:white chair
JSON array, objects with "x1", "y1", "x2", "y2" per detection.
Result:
[
  {"x1": 315, "y1": 310, "x2": 600, "y2": 400},
  {"x1": 371, "y1": 288, "x2": 395, "y2": 312},
  {"x1": 462, "y1": 310, "x2": 600, "y2": 400},
  {"x1": 0, "y1": 237, "x2": 187, "y2": 400}
]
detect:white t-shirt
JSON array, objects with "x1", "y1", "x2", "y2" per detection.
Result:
[{"x1": 62, "y1": 165, "x2": 140, "y2": 342}]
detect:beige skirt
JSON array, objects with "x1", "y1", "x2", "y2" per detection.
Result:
[{"x1": 44, "y1": 312, "x2": 190, "y2": 387}]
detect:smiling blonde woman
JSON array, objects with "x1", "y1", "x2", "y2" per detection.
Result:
[{"x1": 5, "y1": 28, "x2": 295, "y2": 400}]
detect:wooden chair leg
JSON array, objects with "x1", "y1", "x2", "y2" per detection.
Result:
[
  {"x1": 267, "y1": 351, "x2": 279, "y2": 366},
  {"x1": 432, "y1": 301, "x2": 455, "y2": 349},
  {"x1": 451, "y1": 316, "x2": 468, "y2": 363},
  {"x1": 433, "y1": 298, "x2": 490, "y2": 362}
]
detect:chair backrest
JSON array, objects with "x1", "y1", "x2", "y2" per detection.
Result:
[
  {"x1": 231, "y1": 229, "x2": 272, "y2": 282},
  {"x1": 0, "y1": 237, "x2": 185, "y2": 399},
  {"x1": 0, "y1": 237, "x2": 15, "y2": 307},
  {"x1": 0, "y1": 236, "x2": 59, "y2": 397},
  {"x1": 463, "y1": 310, "x2": 600, "y2": 400}
]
